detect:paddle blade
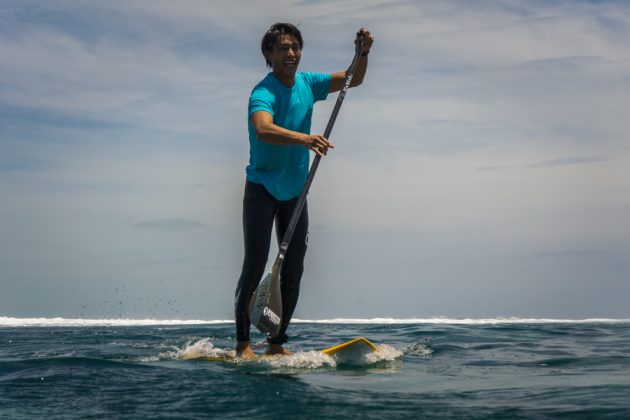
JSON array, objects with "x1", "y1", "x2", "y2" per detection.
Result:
[{"x1": 248, "y1": 261, "x2": 283, "y2": 338}]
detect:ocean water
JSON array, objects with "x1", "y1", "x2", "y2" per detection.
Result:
[{"x1": 1, "y1": 317, "x2": 630, "y2": 419}]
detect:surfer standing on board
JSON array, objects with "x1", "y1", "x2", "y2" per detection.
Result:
[{"x1": 234, "y1": 23, "x2": 374, "y2": 358}]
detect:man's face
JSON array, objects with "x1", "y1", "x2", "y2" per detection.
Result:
[{"x1": 266, "y1": 34, "x2": 301, "y2": 79}]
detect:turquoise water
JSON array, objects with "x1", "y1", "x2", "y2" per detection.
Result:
[{"x1": 1, "y1": 318, "x2": 630, "y2": 418}]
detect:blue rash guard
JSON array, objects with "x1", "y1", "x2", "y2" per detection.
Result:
[{"x1": 246, "y1": 72, "x2": 331, "y2": 201}]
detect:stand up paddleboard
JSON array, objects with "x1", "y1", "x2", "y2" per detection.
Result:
[{"x1": 189, "y1": 337, "x2": 378, "y2": 363}]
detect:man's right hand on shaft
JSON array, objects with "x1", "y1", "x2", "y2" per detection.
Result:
[{"x1": 302, "y1": 134, "x2": 334, "y2": 156}]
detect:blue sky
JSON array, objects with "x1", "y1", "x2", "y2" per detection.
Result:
[{"x1": 1, "y1": 0, "x2": 629, "y2": 319}]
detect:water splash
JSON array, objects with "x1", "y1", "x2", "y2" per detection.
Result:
[
  {"x1": 366, "y1": 344, "x2": 405, "y2": 363},
  {"x1": 168, "y1": 338, "x2": 235, "y2": 361},
  {"x1": 402, "y1": 340, "x2": 433, "y2": 358},
  {"x1": 244, "y1": 351, "x2": 337, "y2": 369},
  {"x1": 163, "y1": 339, "x2": 403, "y2": 369}
]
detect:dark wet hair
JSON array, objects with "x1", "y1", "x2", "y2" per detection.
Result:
[{"x1": 261, "y1": 23, "x2": 303, "y2": 68}]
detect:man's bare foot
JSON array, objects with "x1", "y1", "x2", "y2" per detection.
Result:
[
  {"x1": 266, "y1": 343, "x2": 293, "y2": 356},
  {"x1": 236, "y1": 342, "x2": 257, "y2": 359}
]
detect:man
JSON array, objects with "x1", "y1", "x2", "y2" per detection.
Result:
[{"x1": 235, "y1": 23, "x2": 374, "y2": 358}]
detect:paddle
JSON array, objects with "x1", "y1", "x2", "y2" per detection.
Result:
[{"x1": 249, "y1": 37, "x2": 366, "y2": 338}]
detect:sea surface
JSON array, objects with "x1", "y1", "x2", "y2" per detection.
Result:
[{"x1": 1, "y1": 317, "x2": 630, "y2": 419}]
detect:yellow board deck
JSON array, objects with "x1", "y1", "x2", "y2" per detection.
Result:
[{"x1": 321, "y1": 337, "x2": 378, "y2": 356}]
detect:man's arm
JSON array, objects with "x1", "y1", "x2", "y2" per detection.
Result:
[
  {"x1": 330, "y1": 28, "x2": 374, "y2": 93},
  {"x1": 251, "y1": 110, "x2": 333, "y2": 156}
]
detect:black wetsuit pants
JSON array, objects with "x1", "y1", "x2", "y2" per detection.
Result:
[{"x1": 235, "y1": 181, "x2": 309, "y2": 345}]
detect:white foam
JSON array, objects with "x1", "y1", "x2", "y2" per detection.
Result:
[
  {"x1": 402, "y1": 341, "x2": 433, "y2": 358},
  {"x1": 168, "y1": 339, "x2": 404, "y2": 369},
  {"x1": 246, "y1": 350, "x2": 337, "y2": 369},
  {"x1": 173, "y1": 338, "x2": 235, "y2": 360},
  {"x1": 366, "y1": 344, "x2": 404, "y2": 364},
  {"x1": 232, "y1": 346, "x2": 403, "y2": 369},
  {"x1": 171, "y1": 339, "x2": 336, "y2": 368},
  {"x1": 2, "y1": 316, "x2": 629, "y2": 327},
  {"x1": 0, "y1": 317, "x2": 232, "y2": 327},
  {"x1": 292, "y1": 317, "x2": 630, "y2": 325}
]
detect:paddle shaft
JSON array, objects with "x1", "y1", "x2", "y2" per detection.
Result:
[{"x1": 276, "y1": 40, "x2": 365, "y2": 263}]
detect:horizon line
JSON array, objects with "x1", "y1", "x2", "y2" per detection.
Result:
[{"x1": 2, "y1": 316, "x2": 630, "y2": 327}]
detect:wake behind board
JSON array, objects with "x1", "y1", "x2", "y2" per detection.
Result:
[{"x1": 186, "y1": 337, "x2": 379, "y2": 364}]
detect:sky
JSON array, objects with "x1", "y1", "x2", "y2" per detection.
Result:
[{"x1": 1, "y1": 0, "x2": 629, "y2": 320}]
